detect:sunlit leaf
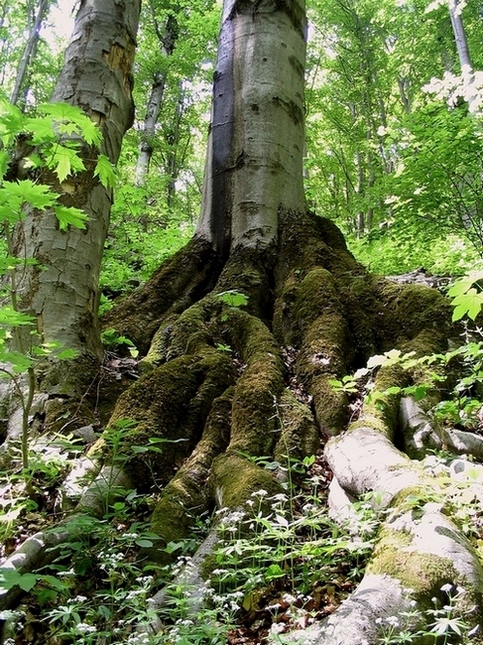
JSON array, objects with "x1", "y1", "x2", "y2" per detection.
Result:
[
  {"x1": 94, "y1": 154, "x2": 117, "y2": 188},
  {"x1": 3, "y1": 180, "x2": 57, "y2": 209},
  {"x1": 54, "y1": 205, "x2": 88, "y2": 231}
]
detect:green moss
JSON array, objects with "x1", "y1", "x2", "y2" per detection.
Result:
[
  {"x1": 106, "y1": 349, "x2": 235, "y2": 490},
  {"x1": 368, "y1": 526, "x2": 457, "y2": 596},
  {"x1": 102, "y1": 236, "x2": 221, "y2": 354},
  {"x1": 274, "y1": 390, "x2": 319, "y2": 463},
  {"x1": 230, "y1": 358, "x2": 283, "y2": 455},
  {"x1": 218, "y1": 309, "x2": 286, "y2": 455},
  {"x1": 376, "y1": 280, "x2": 453, "y2": 350},
  {"x1": 215, "y1": 245, "x2": 276, "y2": 321},
  {"x1": 211, "y1": 453, "x2": 284, "y2": 510},
  {"x1": 139, "y1": 313, "x2": 179, "y2": 371},
  {"x1": 143, "y1": 388, "x2": 233, "y2": 564}
]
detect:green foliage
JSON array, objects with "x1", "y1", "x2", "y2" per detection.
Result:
[
  {"x1": 94, "y1": 154, "x2": 117, "y2": 188},
  {"x1": 377, "y1": 584, "x2": 474, "y2": 644},
  {"x1": 447, "y1": 271, "x2": 483, "y2": 321},
  {"x1": 101, "y1": 328, "x2": 138, "y2": 357},
  {"x1": 349, "y1": 226, "x2": 480, "y2": 276}
]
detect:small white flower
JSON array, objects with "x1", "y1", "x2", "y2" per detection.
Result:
[
  {"x1": 272, "y1": 493, "x2": 288, "y2": 503},
  {"x1": 73, "y1": 595, "x2": 88, "y2": 603},
  {"x1": 270, "y1": 623, "x2": 286, "y2": 635},
  {"x1": 76, "y1": 623, "x2": 97, "y2": 634},
  {"x1": 251, "y1": 489, "x2": 268, "y2": 497},
  {"x1": 441, "y1": 583, "x2": 454, "y2": 594},
  {"x1": 282, "y1": 593, "x2": 296, "y2": 604},
  {"x1": 386, "y1": 616, "x2": 399, "y2": 628}
]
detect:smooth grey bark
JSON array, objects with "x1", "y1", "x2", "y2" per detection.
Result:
[
  {"x1": 13, "y1": 0, "x2": 141, "y2": 359},
  {"x1": 135, "y1": 9, "x2": 179, "y2": 186},
  {"x1": 447, "y1": 0, "x2": 480, "y2": 114},
  {"x1": 448, "y1": 0, "x2": 473, "y2": 71},
  {"x1": 10, "y1": 0, "x2": 50, "y2": 106},
  {"x1": 196, "y1": 0, "x2": 307, "y2": 253}
]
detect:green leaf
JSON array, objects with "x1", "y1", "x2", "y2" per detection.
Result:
[
  {"x1": 448, "y1": 272, "x2": 483, "y2": 298},
  {"x1": 135, "y1": 538, "x2": 154, "y2": 548},
  {"x1": 78, "y1": 119, "x2": 102, "y2": 146},
  {"x1": 23, "y1": 117, "x2": 56, "y2": 144},
  {"x1": 49, "y1": 145, "x2": 85, "y2": 182},
  {"x1": 53, "y1": 205, "x2": 88, "y2": 231},
  {"x1": 0, "y1": 100, "x2": 24, "y2": 145},
  {"x1": 94, "y1": 154, "x2": 117, "y2": 188},
  {"x1": 0, "y1": 568, "x2": 38, "y2": 592},
  {"x1": 41, "y1": 574, "x2": 68, "y2": 591},
  {"x1": 57, "y1": 348, "x2": 78, "y2": 360},
  {"x1": 451, "y1": 288, "x2": 483, "y2": 321},
  {"x1": 2, "y1": 350, "x2": 33, "y2": 373},
  {"x1": 0, "y1": 306, "x2": 35, "y2": 326},
  {"x1": 384, "y1": 386, "x2": 402, "y2": 396},
  {"x1": 3, "y1": 180, "x2": 57, "y2": 209},
  {"x1": 0, "y1": 149, "x2": 9, "y2": 179},
  {"x1": 265, "y1": 563, "x2": 285, "y2": 580},
  {"x1": 39, "y1": 102, "x2": 87, "y2": 123},
  {"x1": 217, "y1": 290, "x2": 249, "y2": 308},
  {"x1": 413, "y1": 385, "x2": 429, "y2": 401}
]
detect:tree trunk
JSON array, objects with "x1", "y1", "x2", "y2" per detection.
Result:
[
  {"x1": 10, "y1": 0, "x2": 50, "y2": 106},
  {"x1": 448, "y1": 0, "x2": 473, "y2": 71},
  {"x1": 13, "y1": 0, "x2": 140, "y2": 362},
  {"x1": 135, "y1": 10, "x2": 179, "y2": 186},
  {"x1": 195, "y1": 0, "x2": 307, "y2": 253}
]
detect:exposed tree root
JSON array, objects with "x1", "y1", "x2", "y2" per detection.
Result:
[{"x1": 3, "y1": 213, "x2": 482, "y2": 644}]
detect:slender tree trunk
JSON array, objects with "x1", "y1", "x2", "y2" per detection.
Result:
[
  {"x1": 13, "y1": 0, "x2": 141, "y2": 360},
  {"x1": 165, "y1": 84, "x2": 186, "y2": 207},
  {"x1": 448, "y1": 0, "x2": 473, "y2": 70},
  {"x1": 135, "y1": 12, "x2": 179, "y2": 186},
  {"x1": 447, "y1": 0, "x2": 480, "y2": 114},
  {"x1": 10, "y1": 0, "x2": 50, "y2": 106}
]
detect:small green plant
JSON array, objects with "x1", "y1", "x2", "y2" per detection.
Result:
[
  {"x1": 101, "y1": 328, "x2": 139, "y2": 358},
  {"x1": 215, "y1": 342, "x2": 232, "y2": 353},
  {"x1": 377, "y1": 584, "x2": 474, "y2": 644},
  {"x1": 216, "y1": 289, "x2": 249, "y2": 321},
  {"x1": 447, "y1": 271, "x2": 483, "y2": 322}
]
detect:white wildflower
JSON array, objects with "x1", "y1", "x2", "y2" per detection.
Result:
[
  {"x1": 282, "y1": 593, "x2": 297, "y2": 604},
  {"x1": 76, "y1": 623, "x2": 97, "y2": 634},
  {"x1": 386, "y1": 616, "x2": 399, "y2": 628},
  {"x1": 251, "y1": 489, "x2": 268, "y2": 497},
  {"x1": 270, "y1": 623, "x2": 286, "y2": 635}
]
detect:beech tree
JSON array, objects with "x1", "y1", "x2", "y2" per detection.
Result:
[
  {"x1": 2, "y1": 0, "x2": 483, "y2": 643},
  {"x1": 11, "y1": 0, "x2": 141, "y2": 370}
]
